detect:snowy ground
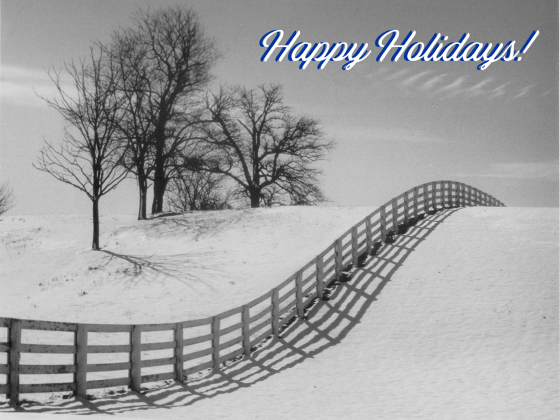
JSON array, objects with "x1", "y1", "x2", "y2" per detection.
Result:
[
  {"x1": 0, "y1": 207, "x2": 376, "y2": 324},
  {"x1": 0, "y1": 206, "x2": 558, "y2": 419}
]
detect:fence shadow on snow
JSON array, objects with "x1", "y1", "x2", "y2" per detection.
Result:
[
  {"x1": 0, "y1": 180, "x2": 503, "y2": 413},
  {"x1": 3, "y1": 208, "x2": 460, "y2": 416}
]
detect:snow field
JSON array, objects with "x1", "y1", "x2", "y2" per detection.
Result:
[{"x1": 0, "y1": 206, "x2": 558, "y2": 419}]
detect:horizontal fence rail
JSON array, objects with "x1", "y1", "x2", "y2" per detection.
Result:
[{"x1": 0, "y1": 181, "x2": 504, "y2": 405}]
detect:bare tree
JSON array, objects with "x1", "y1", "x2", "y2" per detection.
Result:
[
  {"x1": 34, "y1": 46, "x2": 126, "y2": 250},
  {"x1": 166, "y1": 170, "x2": 231, "y2": 212},
  {"x1": 0, "y1": 182, "x2": 15, "y2": 215},
  {"x1": 198, "y1": 84, "x2": 334, "y2": 208},
  {"x1": 110, "y1": 5, "x2": 218, "y2": 216},
  {"x1": 110, "y1": 33, "x2": 154, "y2": 220}
]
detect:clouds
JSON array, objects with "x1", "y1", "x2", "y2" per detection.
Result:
[
  {"x1": 437, "y1": 75, "x2": 468, "y2": 95},
  {"x1": 401, "y1": 70, "x2": 431, "y2": 87},
  {"x1": 457, "y1": 161, "x2": 559, "y2": 182},
  {"x1": 419, "y1": 73, "x2": 448, "y2": 91},
  {"x1": 368, "y1": 66, "x2": 544, "y2": 101},
  {"x1": 0, "y1": 65, "x2": 72, "y2": 107},
  {"x1": 512, "y1": 84, "x2": 535, "y2": 99}
]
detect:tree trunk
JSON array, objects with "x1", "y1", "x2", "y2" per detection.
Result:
[
  {"x1": 137, "y1": 177, "x2": 148, "y2": 220},
  {"x1": 151, "y1": 138, "x2": 166, "y2": 214},
  {"x1": 152, "y1": 153, "x2": 167, "y2": 214},
  {"x1": 151, "y1": 176, "x2": 166, "y2": 214},
  {"x1": 250, "y1": 189, "x2": 260, "y2": 208},
  {"x1": 92, "y1": 197, "x2": 100, "y2": 250}
]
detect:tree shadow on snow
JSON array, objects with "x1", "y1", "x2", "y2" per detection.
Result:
[
  {"x1": 114, "y1": 212, "x2": 246, "y2": 241},
  {"x1": 98, "y1": 250, "x2": 226, "y2": 287},
  {"x1": 2, "y1": 208, "x2": 460, "y2": 416}
]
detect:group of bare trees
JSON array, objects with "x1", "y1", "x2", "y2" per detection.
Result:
[
  {"x1": 0, "y1": 182, "x2": 15, "y2": 216},
  {"x1": 196, "y1": 85, "x2": 332, "y2": 207},
  {"x1": 34, "y1": 6, "x2": 334, "y2": 250}
]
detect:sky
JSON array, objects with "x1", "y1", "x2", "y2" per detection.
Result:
[{"x1": 0, "y1": 0, "x2": 558, "y2": 215}]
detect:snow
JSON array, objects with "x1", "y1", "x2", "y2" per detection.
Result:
[
  {"x1": 0, "y1": 207, "x2": 375, "y2": 323},
  {"x1": 0, "y1": 206, "x2": 558, "y2": 419}
]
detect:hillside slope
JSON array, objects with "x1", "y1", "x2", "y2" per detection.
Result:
[
  {"x1": 0, "y1": 207, "x2": 375, "y2": 323},
  {"x1": 0, "y1": 206, "x2": 558, "y2": 419}
]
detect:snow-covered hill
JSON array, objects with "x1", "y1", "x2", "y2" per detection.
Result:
[
  {"x1": 0, "y1": 207, "x2": 375, "y2": 324},
  {"x1": 0, "y1": 206, "x2": 558, "y2": 419}
]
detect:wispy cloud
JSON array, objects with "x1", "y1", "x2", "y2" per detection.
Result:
[
  {"x1": 370, "y1": 68, "x2": 544, "y2": 101},
  {"x1": 0, "y1": 65, "x2": 73, "y2": 107},
  {"x1": 400, "y1": 70, "x2": 432, "y2": 87},
  {"x1": 512, "y1": 84, "x2": 535, "y2": 99},
  {"x1": 420, "y1": 73, "x2": 448, "y2": 91},
  {"x1": 488, "y1": 83, "x2": 509, "y2": 98},
  {"x1": 385, "y1": 69, "x2": 410, "y2": 82},
  {"x1": 457, "y1": 78, "x2": 494, "y2": 97},
  {"x1": 457, "y1": 161, "x2": 559, "y2": 182},
  {"x1": 437, "y1": 76, "x2": 468, "y2": 94}
]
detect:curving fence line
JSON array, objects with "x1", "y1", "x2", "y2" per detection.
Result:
[{"x1": 0, "y1": 180, "x2": 504, "y2": 405}]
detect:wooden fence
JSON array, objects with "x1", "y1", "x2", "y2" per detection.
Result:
[{"x1": 0, "y1": 181, "x2": 504, "y2": 405}]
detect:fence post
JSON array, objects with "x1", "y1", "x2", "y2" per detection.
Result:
[
  {"x1": 212, "y1": 316, "x2": 221, "y2": 373},
  {"x1": 403, "y1": 192, "x2": 409, "y2": 224},
  {"x1": 316, "y1": 254, "x2": 325, "y2": 300},
  {"x1": 272, "y1": 288, "x2": 280, "y2": 336},
  {"x1": 295, "y1": 270, "x2": 304, "y2": 319},
  {"x1": 351, "y1": 226, "x2": 359, "y2": 268},
  {"x1": 242, "y1": 305, "x2": 251, "y2": 357},
  {"x1": 8, "y1": 319, "x2": 21, "y2": 406},
  {"x1": 431, "y1": 182, "x2": 437, "y2": 210},
  {"x1": 130, "y1": 325, "x2": 142, "y2": 393},
  {"x1": 380, "y1": 207, "x2": 387, "y2": 242},
  {"x1": 365, "y1": 217, "x2": 373, "y2": 255},
  {"x1": 423, "y1": 185, "x2": 429, "y2": 214},
  {"x1": 413, "y1": 187, "x2": 419, "y2": 218},
  {"x1": 334, "y1": 239, "x2": 343, "y2": 279},
  {"x1": 447, "y1": 181, "x2": 452, "y2": 207},
  {"x1": 392, "y1": 198, "x2": 399, "y2": 231},
  {"x1": 75, "y1": 324, "x2": 87, "y2": 398},
  {"x1": 174, "y1": 323, "x2": 184, "y2": 383}
]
